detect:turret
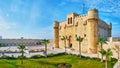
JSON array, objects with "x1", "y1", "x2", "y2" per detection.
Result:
[
  {"x1": 54, "y1": 21, "x2": 59, "y2": 48},
  {"x1": 88, "y1": 8, "x2": 98, "y2": 19},
  {"x1": 108, "y1": 23, "x2": 112, "y2": 37},
  {"x1": 87, "y1": 8, "x2": 98, "y2": 53}
]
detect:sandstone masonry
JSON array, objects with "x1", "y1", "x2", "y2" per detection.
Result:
[{"x1": 54, "y1": 8, "x2": 112, "y2": 54}]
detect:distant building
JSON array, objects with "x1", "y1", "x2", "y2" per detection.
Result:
[
  {"x1": 0, "y1": 36, "x2": 2, "y2": 39},
  {"x1": 54, "y1": 8, "x2": 112, "y2": 54},
  {"x1": 0, "y1": 39, "x2": 42, "y2": 46}
]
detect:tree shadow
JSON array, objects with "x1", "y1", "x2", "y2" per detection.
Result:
[
  {"x1": 28, "y1": 59, "x2": 57, "y2": 67},
  {"x1": 28, "y1": 59, "x2": 72, "y2": 68},
  {"x1": 3, "y1": 59, "x2": 25, "y2": 68}
]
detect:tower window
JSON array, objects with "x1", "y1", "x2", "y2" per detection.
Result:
[
  {"x1": 84, "y1": 34, "x2": 86, "y2": 37},
  {"x1": 70, "y1": 17, "x2": 72, "y2": 24},
  {"x1": 75, "y1": 34, "x2": 77, "y2": 37},
  {"x1": 68, "y1": 17, "x2": 72, "y2": 24},
  {"x1": 68, "y1": 18, "x2": 69, "y2": 24}
]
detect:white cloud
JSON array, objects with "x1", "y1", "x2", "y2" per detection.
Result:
[
  {"x1": 0, "y1": 16, "x2": 16, "y2": 30},
  {"x1": 59, "y1": 2, "x2": 66, "y2": 6},
  {"x1": 36, "y1": 25, "x2": 54, "y2": 39},
  {"x1": 112, "y1": 22, "x2": 119, "y2": 25}
]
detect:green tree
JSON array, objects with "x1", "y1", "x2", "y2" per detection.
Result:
[
  {"x1": 42, "y1": 39, "x2": 50, "y2": 58},
  {"x1": 18, "y1": 44, "x2": 26, "y2": 64},
  {"x1": 76, "y1": 36, "x2": 83, "y2": 58},
  {"x1": 99, "y1": 48, "x2": 112, "y2": 68},
  {"x1": 0, "y1": 43, "x2": 2, "y2": 47},
  {"x1": 97, "y1": 37, "x2": 105, "y2": 62},
  {"x1": 61, "y1": 36, "x2": 68, "y2": 54}
]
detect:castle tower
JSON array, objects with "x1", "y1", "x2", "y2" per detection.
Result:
[
  {"x1": 87, "y1": 8, "x2": 98, "y2": 53},
  {"x1": 54, "y1": 21, "x2": 59, "y2": 48},
  {"x1": 108, "y1": 23, "x2": 112, "y2": 37}
]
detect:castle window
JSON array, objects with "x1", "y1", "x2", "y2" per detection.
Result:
[
  {"x1": 75, "y1": 34, "x2": 77, "y2": 37},
  {"x1": 84, "y1": 34, "x2": 86, "y2": 37},
  {"x1": 68, "y1": 18, "x2": 69, "y2": 24},
  {"x1": 70, "y1": 17, "x2": 72, "y2": 24},
  {"x1": 68, "y1": 17, "x2": 72, "y2": 24}
]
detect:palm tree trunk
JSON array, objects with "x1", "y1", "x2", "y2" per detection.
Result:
[
  {"x1": 79, "y1": 42, "x2": 81, "y2": 58},
  {"x1": 118, "y1": 52, "x2": 119, "y2": 60},
  {"x1": 105, "y1": 56, "x2": 108, "y2": 68},
  {"x1": 21, "y1": 59, "x2": 23, "y2": 65},
  {"x1": 97, "y1": 46, "x2": 99, "y2": 58},
  {"x1": 21, "y1": 50, "x2": 23, "y2": 64},
  {"x1": 101, "y1": 44, "x2": 103, "y2": 62},
  {"x1": 65, "y1": 40, "x2": 66, "y2": 54},
  {"x1": 45, "y1": 44, "x2": 47, "y2": 58}
]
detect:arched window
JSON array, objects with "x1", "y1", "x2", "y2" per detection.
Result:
[
  {"x1": 68, "y1": 18, "x2": 69, "y2": 24},
  {"x1": 70, "y1": 17, "x2": 72, "y2": 24}
]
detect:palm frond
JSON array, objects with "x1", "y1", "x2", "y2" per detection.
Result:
[
  {"x1": 42, "y1": 39, "x2": 50, "y2": 44},
  {"x1": 18, "y1": 44, "x2": 26, "y2": 50},
  {"x1": 76, "y1": 36, "x2": 83, "y2": 42},
  {"x1": 99, "y1": 48, "x2": 106, "y2": 55},
  {"x1": 97, "y1": 37, "x2": 105, "y2": 45},
  {"x1": 61, "y1": 36, "x2": 67, "y2": 40}
]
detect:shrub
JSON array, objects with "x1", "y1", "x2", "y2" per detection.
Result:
[
  {"x1": 91, "y1": 57, "x2": 100, "y2": 61},
  {"x1": 30, "y1": 54, "x2": 43, "y2": 59},
  {"x1": 110, "y1": 58, "x2": 117, "y2": 66},
  {"x1": 57, "y1": 63, "x2": 72, "y2": 68},
  {"x1": 0, "y1": 55, "x2": 16, "y2": 59},
  {"x1": 18, "y1": 55, "x2": 26, "y2": 59},
  {"x1": 29, "y1": 50, "x2": 35, "y2": 52},
  {"x1": 47, "y1": 52, "x2": 65, "y2": 57}
]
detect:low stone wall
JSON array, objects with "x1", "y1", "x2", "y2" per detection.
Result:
[
  {"x1": 108, "y1": 37, "x2": 120, "y2": 42},
  {"x1": 98, "y1": 42, "x2": 120, "y2": 59}
]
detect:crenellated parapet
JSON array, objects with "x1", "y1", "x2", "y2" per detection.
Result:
[{"x1": 88, "y1": 8, "x2": 98, "y2": 20}]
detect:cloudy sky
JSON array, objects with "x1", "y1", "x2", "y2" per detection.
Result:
[{"x1": 0, "y1": 0, "x2": 120, "y2": 39}]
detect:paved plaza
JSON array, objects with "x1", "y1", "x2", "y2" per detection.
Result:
[{"x1": 0, "y1": 45, "x2": 97, "y2": 58}]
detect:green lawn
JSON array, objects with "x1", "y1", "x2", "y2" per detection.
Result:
[{"x1": 0, "y1": 55, "x2": 115, "y2": 68}]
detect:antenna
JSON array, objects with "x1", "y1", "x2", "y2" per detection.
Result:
[{"x1": 82, "y1": 3, "x2": 85, "y2": 14}]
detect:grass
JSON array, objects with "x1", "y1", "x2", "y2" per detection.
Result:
[{"x1": 0, "y1": 54, "x2": 116, "y2": 68}]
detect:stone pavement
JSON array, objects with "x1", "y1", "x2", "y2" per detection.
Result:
[
  {"x1": 0, "y1": 46, "x2": 98, "y2": 58},
  {"x1": 114, "y1": 59, "x2": 120, "y2": 68}
]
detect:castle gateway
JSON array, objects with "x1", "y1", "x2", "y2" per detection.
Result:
[{"x1": 53, "y1": 8, "x2": 112, "y2": 54}]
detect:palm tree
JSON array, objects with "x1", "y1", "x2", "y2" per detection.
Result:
[
  {"x1": 18, "y1": 44, "x2": 26, "y2": 64},
  {"x1": 76, "y1": 36, "x2": 83, "y2": 58},
  {"x1": 42, "y1": 39, "x2": 50, "y2": 58},
  {"x1": 97, "y1": 37, "x2": 105, "y2": 62},
  {"x1": 99, "y1": 48, "x2": 112, "y2": 68},
  {"x1": 61, "y1": 36, "x2": 68, "y2": 54}
]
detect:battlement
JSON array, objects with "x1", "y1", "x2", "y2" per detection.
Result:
[
  {"x1": 89, "y1": 8, "x2": 98, "y2": 12},
  {"x1": 54, "y1": 21, "x2": 59, "y2": 27},
  {"x1": 107, "y1": 23, "x2": 112, "y2": 28},
  {"x1": 75, "y1": 14, "x2": 87, "y2": 19}
]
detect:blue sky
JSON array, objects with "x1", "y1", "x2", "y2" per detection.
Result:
[{"x1": 0, "y1": 0, "x2": 120, "y2": 39}]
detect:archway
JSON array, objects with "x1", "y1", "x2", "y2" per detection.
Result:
[{"x1": 68, "y1": 36, "x2": 72, "y2": 48}]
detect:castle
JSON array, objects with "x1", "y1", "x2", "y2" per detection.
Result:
[{"x1": 53, "y1": 8, "x2": 112, "y2": 54}]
